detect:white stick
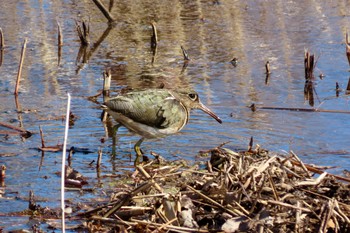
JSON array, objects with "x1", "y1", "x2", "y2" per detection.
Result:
[{"x1": 61, "y1": 93, "x2": 71, "y2": 232}]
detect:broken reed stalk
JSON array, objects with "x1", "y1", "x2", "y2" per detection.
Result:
[
  {"x1": 265, "y1": 61, "x2": 270, "y2": 74},
  {"x1": 265, "y1": 61, "x2": 270, "y2": 84},
  {"x1": 346, "y1": 32, "x2": 350, "y2": 66},
  {"x1": 39, "y1": 126, "x2": 45, "y2": 148},
  {"x1": 248, "y1": 136, "x2": 253, "y2": 152},
  {"x1": 103, "y1": 69, "x2": 111, "y2": 98},
  {"x1": 57, "y1": 21, "x2": 63, "y2": 66},
  {"x1": 0, "y1": 165, "x2": 6, "y2": 180},
  {"x1": 0, "y1": 28, "x2": 3, "y2": 67},
  {"x1": 0, "y1": 27, "x2": 4, "y2": 49},
  {"x1": 76, "y1": 20, "x2": 90, "y2": 46},
  {"x1": 347, "y1": 77, "x2": 350, "y2": 92},
  {"x1": 97, "y1": 148, "x2": 102, "y2": 170},
  {"x1": 181, "y1": 45, "x2": 190, "y2": 61},
  {"x1": 91, "y1": 0, "x2": 115, "y2": 23},
  {"x1": 108, "y1": 0, "x2": 115, "y2": 12},
  {"x1": 14, "y1": 38, "x2": 27, "y2": 95},
  {"x1": 304, "y1": 50, "x2": 315, "y2": 80},
  {"x1": 151, "y1": 22, "x2": 158, "y2": 48},
  {"x1": 61, "y1": 93, "x2": 71, "y2": 233}
]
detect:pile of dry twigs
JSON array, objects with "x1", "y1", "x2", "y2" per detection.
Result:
[{"x1": 74, "y1": 143, "x2": 350, "y2": 233}]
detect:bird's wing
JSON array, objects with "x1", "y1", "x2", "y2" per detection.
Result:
[{"x1": 104, "y1": 90, "x2": 188, "y2": 130}]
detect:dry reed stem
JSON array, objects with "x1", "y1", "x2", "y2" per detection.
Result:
[
  {"x1": 151, "y1": 22, "x2": 158, "y2": 48},
  {"x1": 181, "y1": 45, "x2": 190, "y2": 61},
  {"x1": 0, "y1": 28, "x2": 3, "y2": 67},
  {"x1": 0, "y1": 27, "x2": 4, "y2": 49},
  {"x1": 57, "y1": 21, "x2": 63, "y2": 66},
  {"x1": 265, "y1": 60, "x2": 270, "y2": 74},
  {"x1": 75, "y1": 20, "x2": 90, "y2": 46},
  {"x1": 186, "y1": 185, "x2": 246, "y2": 217},
  {"x1": 91, "y1": 0, "x2": 115, "y2": 23},
  {"x1": 96, "y1": 148, "x2": 102, "y2": 170},
  {"x1": 290, "y1": 150, "x2": 311, "y2": 178},
  {"x1": 39, "y1": 125, "x2": 45, "y2": 148},
  {"x1": 14, "y1": 38, "x2": 27, "y2": 95},
  {"x1": 136, "y1": 165, "x2": 163, "y2": 192},
  {"x1": 346, "y1": 32, "x2": 350, "y2": 66}
]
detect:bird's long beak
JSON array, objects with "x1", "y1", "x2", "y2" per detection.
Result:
[{"x1": 198, "y1": 102, "x2": 222, "y2": 124}]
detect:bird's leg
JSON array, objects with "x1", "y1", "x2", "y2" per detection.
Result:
[
  {"x1": 134, "y1": 137, "x2": 144, "y2": 165},
  {"x1": 112, "y1": 124, "x2": 121, "y2": 157}
]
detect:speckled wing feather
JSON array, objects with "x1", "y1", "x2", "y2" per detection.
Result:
[{"x1": 104, "y1": 89, "x2": 188, "y2": 130}]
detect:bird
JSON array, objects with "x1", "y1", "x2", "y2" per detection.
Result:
[{"x1": 101, "y1": 88, "x2": 222, "y2": 163}]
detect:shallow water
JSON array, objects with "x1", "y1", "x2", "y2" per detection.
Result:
[{"x1": 1, "y1": 0, "x2": 350, "y2": 230}]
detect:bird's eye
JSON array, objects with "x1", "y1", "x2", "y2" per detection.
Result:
[{"x1": 188, "y1": 93, "x2": 197, "y2": 100}]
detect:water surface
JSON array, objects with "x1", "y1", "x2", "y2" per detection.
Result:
[{"x1": 1, "y1": 0, "x2": 350, "y2": 230}]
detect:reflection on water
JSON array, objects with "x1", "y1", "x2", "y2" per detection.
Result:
[{"x1": 1, "y1": 0, "x2": 350, "y2": 229}]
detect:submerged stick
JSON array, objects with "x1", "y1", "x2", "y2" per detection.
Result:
[
  {"x1": 0, "y1": 121, "x2": 31, "y2": 138},
  {"x1": 61, "y1": 93, "x2": 71, "y2": 233},
  {"x1": 249, "y1": 104, "x2": 350, "y2": 114},
  {"x1": 14, "y1": 38, "x2": 27, "y2": 95}
]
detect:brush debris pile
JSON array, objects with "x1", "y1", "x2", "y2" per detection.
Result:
[{"x1": 81, "y1": 145, "x2": 350, "y2": 232}]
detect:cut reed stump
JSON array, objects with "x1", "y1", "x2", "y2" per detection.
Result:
[{"x1": 304, "y1": 50, "x2": 317, "y2": 106}]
